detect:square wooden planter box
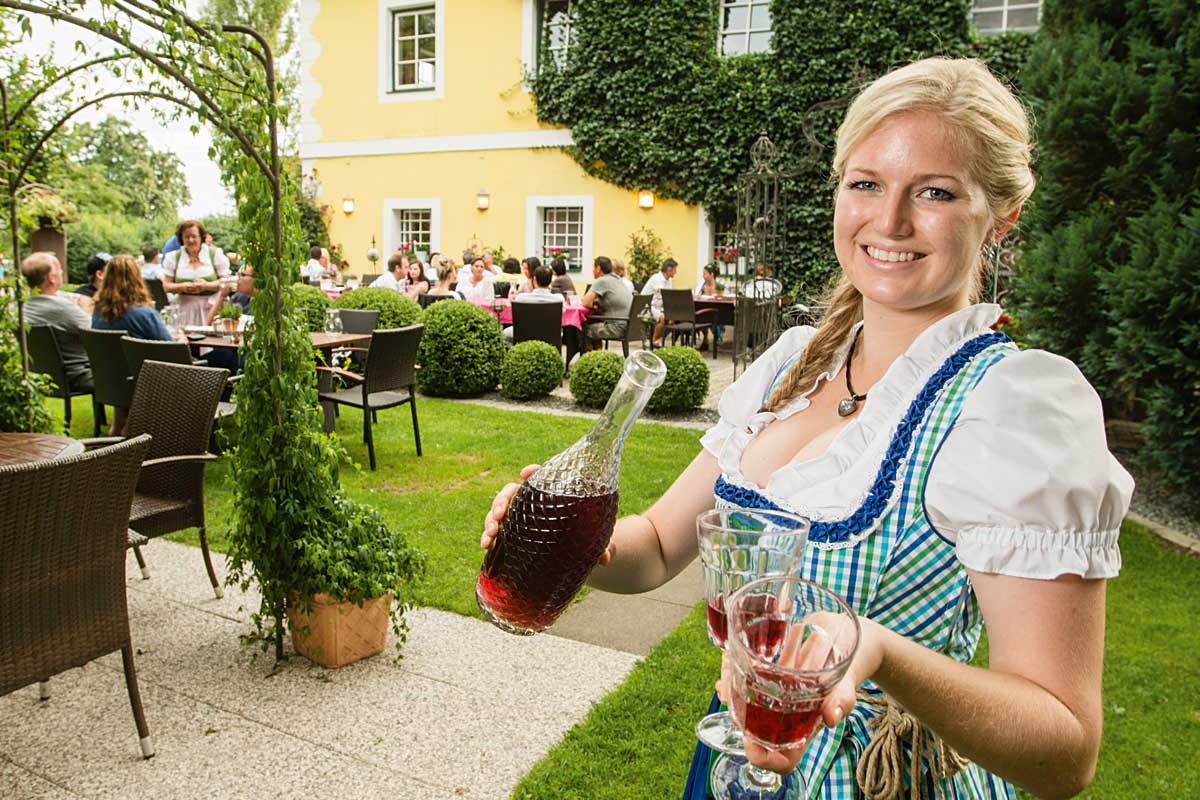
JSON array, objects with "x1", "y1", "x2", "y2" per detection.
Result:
[{"x1": 287, "y1": 593, "x2": 391, "y2": 668}]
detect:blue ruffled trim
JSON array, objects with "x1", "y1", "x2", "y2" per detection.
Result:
[{"x1": 715, "y1": 332, "x2": 1011, "y2": 544}]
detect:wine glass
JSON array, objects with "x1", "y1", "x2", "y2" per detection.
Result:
[
  {"x1": 694, "y1": 508, "x2": 809, "y2": 757},
  {"x1": 710, "y1": 575, "x2": 860, "y2": 800}
]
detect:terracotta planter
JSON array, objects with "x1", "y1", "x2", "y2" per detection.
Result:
[{"x1": 287, "y1": 593, "x2": 391, "y2": 668}]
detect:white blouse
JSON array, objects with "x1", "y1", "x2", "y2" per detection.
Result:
[{"x1": 700, "y1": 304, "x2": 1133, "y2": 580}]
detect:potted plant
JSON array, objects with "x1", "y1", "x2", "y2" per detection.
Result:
[
  {"x1": 626, "y1": 227, "x2": 668, "y2": 286},
  {"x1": 215, "y1": 301, "x2": 242, "y2": 341}
]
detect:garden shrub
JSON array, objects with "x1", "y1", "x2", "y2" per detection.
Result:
[
  {"x1": 501, "y1": 341, "x2": 565, "y2": 400},
  {"x1": 647, "y1": 346, "x2": 709, "y2": 413},
  {"x1": 291, "y1": 282, "x2": 331, "y2": 332},
  {"x1": 416, "y1": 300, "x2": 505, "y2": 397},
  {"x1": 569, "y1": 350, "x2": 624, "y2": 408},
  {"x1": 63, "y1": 212, "x2": 173, "y2": 284},
  {"x1": 333, "y1": 287, "x2": 422, "y2": 329}
]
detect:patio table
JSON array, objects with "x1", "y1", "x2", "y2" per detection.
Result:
[
  {"x1": 693, "y1": 295, "x2": 736, "y2": 327},
  {"x1": 0, "y1": 433, "x2": 85, "y2": 466}
]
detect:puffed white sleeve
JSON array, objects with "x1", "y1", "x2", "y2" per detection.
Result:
[
  {"x1": 699, "y1": 325, "x2": 815, "y2": 458},
  {"x1": 926, "y1": 349, "x2": 1134, "y2": 580}
]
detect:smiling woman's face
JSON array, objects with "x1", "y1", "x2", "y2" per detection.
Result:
[
  {"x1": 181, "y1": 225, "x2": 202, "y2": 253},
  {"x1": 834, "y1": 111, "x2": 994, "y2": 316}
]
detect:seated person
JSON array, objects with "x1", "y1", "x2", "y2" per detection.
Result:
[
  {"x1": 402, "y1": 260, "x2": 430, "y2": 300},
  {"x1": 581, "y1": 256, "x2": 633, "y2": 350},
  {"x1": 21, "y1": 251, "x2": 94, "y2": 392},
  {"x1": 372, "y1": 253, "x2": 405, "y2": 291},
  {"x1": 301, "y1": 245, "x2": 329, "y2": 281},
  {"x1": 692, "y1": 263, "x2": 725, "y2": 349},
  {"x1": 458, "y1": 256, "x2": 494, "y2": 300},
  {"x1": 640, "y1": 257, "x2": 677, "y2": 345},
  {"x1": 92, "y1": 254, "x2": 175, "y2": 341},
  {"x1": 204, "y1": 262, "x2": 258, "y2": 373},
  {"x1": 141, "y1": 244, "x2": 165, "y2": 281},
  {"x1": 75, "y1": 252, "x2": 111, "y2": 301},
  {"x1": 612, "y1": 258, "x2": 635, "y2": 294},
  {"x1": 428, "y1": 260, "x2": 464, "y2": 299},
  {"x1": 423, "y1": 251, "x2": 441, "y2": 283},
  {"x1": 548, "y1": 257, "x2": 576, "y2": 295},
  {"x1": 503, "y1": 265, "x2": 562, "y2": 344},
  {"x1": 516, "y1": 256, "x2": 541, "y2": 294}
]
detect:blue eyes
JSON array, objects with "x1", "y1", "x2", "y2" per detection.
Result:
[{"x1": 845, "y1": 181, "x2": 956, "y2": 202}]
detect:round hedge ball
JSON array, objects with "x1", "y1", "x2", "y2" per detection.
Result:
[
  {"x1": 291, "y1": 282, "x2": 332, "y2": 332},
  {"x1": 416, "y1": 300, "x2": 505, "y2": 396},
  {"x1": 646, "y1": 346, "x2": 709, "y2": 412},
  {"x1": 501, "y1": 341, "x2": 565, "y2": 400},
  {"x1": 333, "y1": 287, "x2": 422, "y2": 329},
  {"x1": 569, "y1": 350, "x2": 625, "y2": 408}
]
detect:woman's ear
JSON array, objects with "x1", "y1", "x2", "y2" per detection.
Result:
[{"x1": 992, "y1": 206, "x2": 1022, "y2": 243}]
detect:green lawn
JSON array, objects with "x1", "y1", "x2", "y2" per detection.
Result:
[{"x1": 45, "y1": 398, "x2": 1199, "y2": 797}]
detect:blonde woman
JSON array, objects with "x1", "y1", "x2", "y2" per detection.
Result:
[{"x1": 483, "y1": 58, "x2": 1132, "y2": 799}]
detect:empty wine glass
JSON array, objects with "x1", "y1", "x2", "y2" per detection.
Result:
[
  {"x1": 694, "y1": 508, "x2": 809, "y2": 757},
  {"x1": 710, "y1": 575, "x2": 860, "y2": 800}
]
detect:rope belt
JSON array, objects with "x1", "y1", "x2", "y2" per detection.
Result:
[{"x1": 853, "y1": 690, "x2": 970, "y2": 800}]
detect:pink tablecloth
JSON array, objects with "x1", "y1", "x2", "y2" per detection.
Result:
[{"x1": 467, "y1": 296, "x2": 589, "y2": 330}]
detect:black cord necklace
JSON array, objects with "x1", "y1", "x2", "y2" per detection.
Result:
[{"x1": 837, "y1": 328, "x2": 868, "y2": 418}]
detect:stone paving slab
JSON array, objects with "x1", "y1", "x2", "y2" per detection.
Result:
[{"x1": 0, "y1": 540, "x2": 641, "y2": 800}]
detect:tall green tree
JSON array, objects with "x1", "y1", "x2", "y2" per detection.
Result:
[{"x1": 1015, "y1": 0, "x2": 1199, "y2": 494}]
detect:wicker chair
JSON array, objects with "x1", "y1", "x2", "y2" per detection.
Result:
[
  {"x1": 120, "y1": 336, "x2": 199, "y2": 381},
  {"x1": 418, "y1": 293, "x2": 454, "y2": 309},
  {"x1": 335, "y1": 308, "x2": 380, "y2": 371},
  {"x1": 0, "y1": 434, "x2": 156, "y2": 758},
  {"x1": 662, "y1": 288, "x2": 715, "y2": 357},
  {"x1": 587, "y1": 293, "x2": 651, "y2": 357},
  {"x1": 26, "y1": 325, "x2": 104, "y2": 436},
  {"x1": 512, "y1": 300, "x2": 564, "y2": 350},
  {"x1": 81, "y1": 329, "x2": 134, "y2": 431},
  {"x1": 318, "y1": 325, "x2": 423, "y2": 470},
  {"x1": 144, "y1": 278, "x2": 170, "y2": 310},
  {"x1": 83, "y1": 361, "x2": 229, "y2": 599}
]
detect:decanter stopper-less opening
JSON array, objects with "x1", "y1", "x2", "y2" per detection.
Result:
[{"x1": 476, "y1": 351, "x2": 667, "y2": 635}]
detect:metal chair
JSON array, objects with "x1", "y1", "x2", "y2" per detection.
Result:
[
  {"x1": 82, "y1": 361, "x2": 230, "y2": 599},
  {"x1": 0, "y1": 434, "x2": 156, "y2": 759},
  {"x1": 80, "y1": 329, "x2": 134, "y2": 433},
  {"x1": 26, "y1": 325, "x2": 104, "y2": 436},
  {"x1": 144, "y1": 278, "x2": 170, "y2": 310},
  {"x1": 588, "y1": 293, "x2": 651, "y2": 357},
  {"x1": 661, "y1": 288, "x2": 715, "y2": 358},
  {"x1": 318, "y1": 325, "x2": 423, "y2": 470},
  {"x1": 512, "y1": 300, "x2": 563, "y2": 351}
]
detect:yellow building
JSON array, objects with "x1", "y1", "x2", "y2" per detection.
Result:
[{"x1": 298, "y1": 0, "x2": 719, "y2": 290}]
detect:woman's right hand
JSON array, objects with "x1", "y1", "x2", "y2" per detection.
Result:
[{"x1": 480, "y1": 464, "x2": 540, "y2": 551}]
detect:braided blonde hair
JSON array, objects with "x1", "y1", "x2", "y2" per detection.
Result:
[{"x1": 763, "y1": 58, "x2": 1035, "y2": 412}]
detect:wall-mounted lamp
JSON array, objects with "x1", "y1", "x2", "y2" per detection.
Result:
[
  {"x1": 342, "y1": 194, "x2": 355, "y2": 215},
  {"x1": 476, "y1": 189, "x2": 491, "y2": 211},
  {"x1": 638, "y1": 189, "x2": 655, "y2": 209}
]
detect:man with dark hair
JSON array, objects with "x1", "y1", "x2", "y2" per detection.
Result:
[
  {"x1": 502, "y1": 257, "x2": 522, "y2": 274},
  {"x1": 581, "y1": 255, "x2": 633, "y2": 349},
  {"x1": 76, "y1": 252, "x2": 111, "y2": 299},
  {"x1": 548, "y1": 257, "x2": 575, "y2": 295},
  {"x1": 373, "y1": 253, "x2": 406, "y2": 291},
  {"x1": 504, "y1": 264, "x2": 563, "y2": 344},
  {"x1": 141, "y1": 244, "x2": 164, "y2": 282},
  {"x1": 21, "y1": 252, "x2": 93, "y2": 392},
  {"x1": 640, "y1": 257, "x2": 677, "y2": 345},
  {"x1": 302, "y1": 245, "x2": 327, "y2": 281}
]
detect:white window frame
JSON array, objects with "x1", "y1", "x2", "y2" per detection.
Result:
[
  {"x1": 525, "y1": 194, "x2": 593, "y2": 273},
  {"x1": 718, "y1": 0, "x2": 773, "y2": 57},
  {"x1": 522, "y1": 0, "x2": 576, "y2": 78},
  {"x1": 383, "y1": 198, "x2": 441, "y2": 263},
  {"x1": 378, "y1": 0, "x2": 445, "y2": 104},
  {"x1": 971, "y1": 0, "x2": 1041, "y2": 35}
]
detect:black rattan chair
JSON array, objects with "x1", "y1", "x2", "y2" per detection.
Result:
[
  {"x1": 26, "y1": 325, "x2": 104, "y2": 436},
  {"x1": 0, "y1": 434, "x2": 156, "y2": 759},
  {"x1": 362, "y1": 274, "x2": 380, "y2": 286},
  {"x1": 144, "y1": 278, "x2": 170, "y2": 310},
  {"x1": 418, "y1": 293, "x2": 454, "y2": 309},
  {"x1": 512, "y1": 300, "x2": 563, "y2": 350},
  {"x1": 120, "y1": 336, "x2": 198, "y2": 381},
  {"x1": 82, "y1": 361, "x2": 229, "y2": 599},
  {"x1": 662, "y1": 288, "x2": 715, "y2": 357},
  {"x1": 81, "y1": 329, "x2": 134, "y2": 432},
  {"x1": 588, "y1": 293, "x2": 651, "y2": 357},
  {"x1": 318, "y1": 325, "x2": 423, "y2": 470}
]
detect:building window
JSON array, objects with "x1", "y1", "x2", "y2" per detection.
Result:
[
  {"x1": 971, "y1": 0, "x2": 1041, "y2": 35},
  {"x1": 537, "y1": 0, "x2": 576, "y2": 69},
  {"x1": 397, "y1": 209, "x2": 432, "y2": 255},
  {"x1": 391, "y1": 5, "x2": 436, "y2": 91},
  {"x1": 719, "y1": 0, "x2": 772, "y2": 56},
  {"x1": 541, "y1": 206, "x2": 584, "y2": 269}
]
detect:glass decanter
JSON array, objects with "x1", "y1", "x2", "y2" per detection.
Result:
[{"x1": 477, "y1": 350, "x2": 667, "y2": 635}]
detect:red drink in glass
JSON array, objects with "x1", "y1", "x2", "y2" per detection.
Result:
[
  {"x1": 706, "y1": 596, "x2": 728, "y2": 648},
  {"x1": 732, "y1": 668, "x2": 823, "y2": 749},
  {"x1": 476, "y1": 480, "x2": 619, "y2": 635}
]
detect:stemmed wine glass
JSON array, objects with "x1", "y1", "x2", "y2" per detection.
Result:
[
  {"x1": 694, "y1": 508, "x2": 810, "y2": 759},
  {"x1": 709, "y1": 575, "x2": 860, "y2": 800}
]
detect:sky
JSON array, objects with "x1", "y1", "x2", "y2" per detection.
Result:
[{"x1": 27, "y1": 1, "x2": 235, "y2": 219}]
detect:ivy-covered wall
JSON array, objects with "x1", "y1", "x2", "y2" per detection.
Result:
[{"x1": 531, "y1": 0, "x2": 1034, "y2": 299}]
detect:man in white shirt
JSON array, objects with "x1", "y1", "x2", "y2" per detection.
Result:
[
  {"x1": 141, "y1": 245, "x2": 165, "y2": 281},
  {"x1": 504, "y1": 266, "x2": 562, "y2": 344},
  {"x1": 372, "y1": 254, "x2": 405, "y2": 291},
  {"x1": 640, "y1": 258, "x2": 677, "y2": 345},
  {"x1": 21, "y1": 252, "x2": 94, "y2": 392},
  {"x1": 302, "y1": 245, "x2": 328, "y2": 281}
]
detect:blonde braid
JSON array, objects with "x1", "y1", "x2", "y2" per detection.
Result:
[{"x1": 763, "y1": 277, "x2": 862, "y2": 412}]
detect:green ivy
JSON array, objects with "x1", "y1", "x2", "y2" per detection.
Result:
[
  {"x1": 415, "y1": 300, "x2": 505, "y2": 397},
  {"x1": 0, "y1": 274, "x2": 53, "y2": 434},
  {"x1": 646, "y1": 346, "x2": 709, "y2": 412},
  {"x1": 569, "y1": 350, "x2": 624, "y2": 408},
  {"x1": 501, "y1": 340, "x2": 565, "y2": 400},
  {"x1": 333, "y1": 286, "x2": 423, "y2": 329},
  {"x1": 530, "y1": 0, "x2": 1033, "y2": 300}
]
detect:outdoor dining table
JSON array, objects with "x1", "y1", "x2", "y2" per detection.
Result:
[
  {"x1": 467, "y1": 295, "x2": 590, "y2": 367},
  {"x1": 692, "y1": 295, "x2": 736, "y2": 327},
  {"x1": 0, "y1": 433, "x2": 85, "y2": 466}
]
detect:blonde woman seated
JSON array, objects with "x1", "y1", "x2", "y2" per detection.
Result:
[{"x1": 427, "y1": 259, "x2": 464, "y2": 300}]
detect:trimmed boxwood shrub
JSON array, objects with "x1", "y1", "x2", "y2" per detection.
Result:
[
  {"x1": 569, "y1": 350, "x2": 624, "y2": 408},
  {"x1": 292, "y1": 282, "x2": 331, "y2": 332},
  {"x1": 501, "y1": 341, "x2": 565, "y2": 400},
  {"x1": 334, "y1": 287, "x2": 422, "y2": 329},
  {"x1": 647, "y1": 346, "x2": 709, "y2": 412},
  {"x1": 416, "y1": 300, "x2": 505, "y2": 397}
]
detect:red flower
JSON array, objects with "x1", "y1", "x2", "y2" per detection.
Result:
[
  {"x1": 330, "y1": 244, "x2": 337, "y2": 251},
  {"x1": 341, "y1": 259, "x2": 349, "y2": 267}
]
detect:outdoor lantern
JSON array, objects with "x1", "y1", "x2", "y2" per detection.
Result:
[
  {"x1": 638, "y1": 190, "x2": 655, "y2": 209},
  {"x1": 366, "y1": 235, "x2": 380, "y2": 264},
  {"x1": 476, "y1": 189, "x2": 490, "y2": 211},
  {"x1": 342, "y1": 194, "x2": 355, "y2": 215}
]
